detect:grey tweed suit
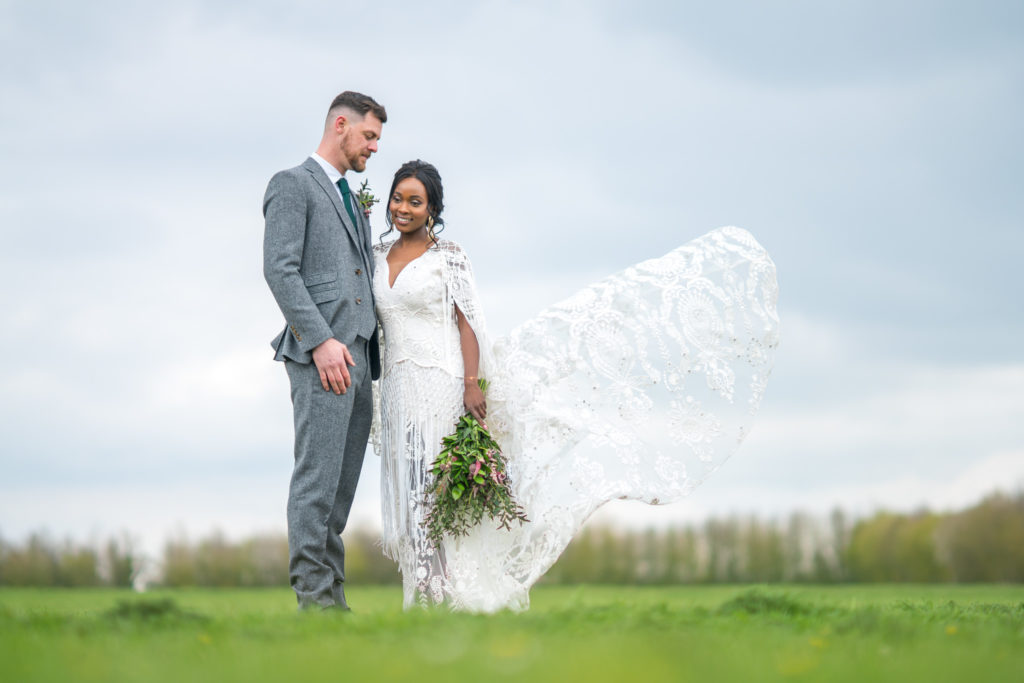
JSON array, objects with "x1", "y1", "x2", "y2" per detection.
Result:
[{"x1": 263, "y1": 157, "x2": 381, "y2": 609}]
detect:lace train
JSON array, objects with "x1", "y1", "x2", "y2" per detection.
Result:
[{"x1": 373, "y1": 227, "x2": 779, "y2": 611}]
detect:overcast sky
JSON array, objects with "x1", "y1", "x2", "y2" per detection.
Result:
[{"x1": 1, "y1": 0, "x2": 1022, "y2": 554}]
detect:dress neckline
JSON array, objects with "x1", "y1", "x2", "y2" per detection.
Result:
[{"x1": 384, "y1": 241, "x2": 435, "y2": 290}]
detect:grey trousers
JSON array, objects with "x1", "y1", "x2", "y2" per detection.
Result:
[{"x1": 284, "y1": 336, "x2": 372, "y2": 609}]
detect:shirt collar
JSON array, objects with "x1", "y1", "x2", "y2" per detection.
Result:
[{"x1": 310, "y1": 152, "x2": 343, "y2": 184}]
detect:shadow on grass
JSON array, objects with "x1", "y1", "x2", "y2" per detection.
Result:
[
  {"x1": 717, "y1": 588, "x2": 824, "y2": 617},
  {"x1": 103, "y1": 598, "x2": 208, "y2": 625}
]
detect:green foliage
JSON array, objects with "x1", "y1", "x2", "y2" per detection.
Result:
[
  {"x1": 846, "y1": 512, "x2": 949, "y2": 582},
  {"x1": 103, "y1": 538, "x2": 136, "y2": 588},
  {"x1": 356, "y1": 179, "x2": 380, "y2": 214},
  {"x1": 159, "y1": 531, "x2": 397, "y2": 588},
  {"x1": 549, "y1": 514, "x2": 843, "y2": 585},
  {"x1": 2, "y1": 492, "x2": 1022, "y2": 588},
  {"x1": 549, "y1": 495, "x2": 1023, "y2": 585},
  {"x1": 0, "y1": 533, "x2": 58, "y2": 586},
  {"x1": 423, "y1": 379, "x2": 529, "y2": 545},
  {"x1": 0, "y1": 533, "x2": 137, "y2": 588},
  {"x1": 936, "y1": 493, "x2": 1024, "y2": 582},
  {"x1": 0, "y1": 534, "x2": 102, "y2": 587},
  {"x1": 56, "y1": 545, "x2": 100, "y2": 587}
]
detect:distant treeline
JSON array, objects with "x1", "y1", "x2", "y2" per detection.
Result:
[
  {"x1": 0, "y1": 535, "x2": 136, "y2": 588},
  {"x1": 548, "y1": 491, "x2": 1024, "y2": 584},
  {"x1": 2, "y1": 492, "x2": 1022, "y2": 587}
]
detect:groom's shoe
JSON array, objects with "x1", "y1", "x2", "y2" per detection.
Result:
[
  {"x1": 331, "y1": 581, "x2": 351, "y2": 612},
  {"x1": 296, "y1": 600, "x2": 350, "y2": 614},
  {"x1": 323, "y1": 603, "x2": 351, "y2": 613}
]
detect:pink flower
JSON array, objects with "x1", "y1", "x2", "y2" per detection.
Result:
[{"x1": 469, "y1": 461, "x2": 482, "y2": 478}]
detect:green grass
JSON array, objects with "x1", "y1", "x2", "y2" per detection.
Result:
[{"x1": 2, "y1": 585, "x2": 1022, "y2": 682}]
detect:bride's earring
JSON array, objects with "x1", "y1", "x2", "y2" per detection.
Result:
[{"x1": 427, "y1": 215, "x2": 436, "y2": 242}]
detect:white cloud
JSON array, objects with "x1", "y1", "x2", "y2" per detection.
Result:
[
  {"x1": 756, "y1": 365, "x2": 1024, "y2": 447},
  {"x1": 590, "y1": 449, "x2": 1024, "y2": 530}
]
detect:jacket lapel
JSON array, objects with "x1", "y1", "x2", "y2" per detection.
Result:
[
  {"x1": 357, "y1": 199, "x2": 378, "y2": 308},
  {"x1": 303, "y1": 158, "x2": 372, "y2": 271},
  {"x1": 358, "y1": 202, "x2": 375, "y2": 275}
]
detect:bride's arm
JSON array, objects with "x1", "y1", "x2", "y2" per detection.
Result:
[{"x1": 456, "y1": 304, "x2": 486, "y2": 424}]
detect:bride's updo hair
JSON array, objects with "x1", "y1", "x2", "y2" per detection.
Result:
[{"x1": 383, "y1": 159, "x2": 445, "y2": 245}]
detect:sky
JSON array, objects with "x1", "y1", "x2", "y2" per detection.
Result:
[{"x1": 1, "y1": 0, "x2": 1022, "y2": 555}]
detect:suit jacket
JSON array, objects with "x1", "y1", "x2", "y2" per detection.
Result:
[{"x1": 263, "y1": 157, "x2": 381, "y2": 380}]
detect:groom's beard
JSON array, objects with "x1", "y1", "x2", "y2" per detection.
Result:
[
  {"x1": 342, "y1": 140, "x2": 371, "y2": 172},
  {"x1": 351, "y1": 153, "x2": 370, "y2": 172}
]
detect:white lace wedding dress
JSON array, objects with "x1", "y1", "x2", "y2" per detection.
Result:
[{"x1": 372, "y1": 227, "x2": 779, "y2": 611}]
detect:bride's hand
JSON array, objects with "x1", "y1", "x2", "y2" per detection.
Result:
[{"x1": 463, "y1": 381, "x2": 487, "y2": 426}]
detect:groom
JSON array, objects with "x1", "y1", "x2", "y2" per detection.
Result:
[{"x1": 263, "y1": 91, "x2": 385, "y2": 610}]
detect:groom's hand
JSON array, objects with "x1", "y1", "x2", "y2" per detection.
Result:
[{"x1": 312, "y1": 338, "x2": 356, "y2": 394}]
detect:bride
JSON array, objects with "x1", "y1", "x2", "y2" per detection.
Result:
[{"x1": 372, "y1": 160, "x2": 779, "y2": 611}]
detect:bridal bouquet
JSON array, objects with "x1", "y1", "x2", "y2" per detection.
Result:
[{"x1": 424, "y1": 380, "x2": 529, "y2": 546}]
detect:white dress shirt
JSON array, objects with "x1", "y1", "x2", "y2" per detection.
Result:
[{"x1": 310, "y1": 152, "x2": 347, "y2": 203}]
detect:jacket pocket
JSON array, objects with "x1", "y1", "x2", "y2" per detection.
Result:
[
  {"x1": 310, "y1": 287, "x2": 340, "y2": 304},
  {"x1": 304, "y1": 271, "x2": 339, "y2": 303},
  {"x1": 303, "y1": 271, "x2": 337, "y2": 287}
]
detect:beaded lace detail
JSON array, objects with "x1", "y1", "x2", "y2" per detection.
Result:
[{"x1": 372, "y1": 228, "x2": 779, "y2": 611}]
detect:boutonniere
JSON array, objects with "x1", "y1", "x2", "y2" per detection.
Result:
[{"x1": 356, "y1": 179, "x2": 380, "y2": 217}]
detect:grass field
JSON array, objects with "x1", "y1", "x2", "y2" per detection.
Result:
[{"x1": 2, "y1": 584, "x2": 1022, "y2": 682}]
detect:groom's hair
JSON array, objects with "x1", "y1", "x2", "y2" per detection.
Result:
[{"x1": 327, "y1": 91, "x2": 388, "y2": 124}]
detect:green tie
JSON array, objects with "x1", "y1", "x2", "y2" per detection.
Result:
[{"x1": 336, "y1": 177, "x2": 359, "y2": 227}]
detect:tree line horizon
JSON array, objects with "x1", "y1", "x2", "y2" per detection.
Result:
[{"x1": 2, "y1": 490, "x2": 1021, "y2": 587}]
